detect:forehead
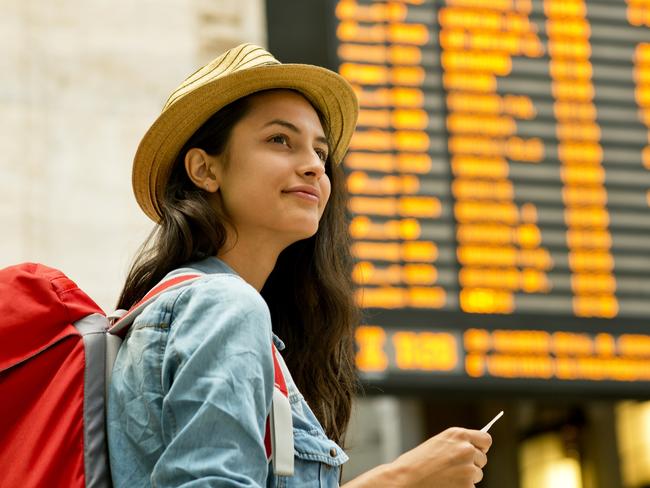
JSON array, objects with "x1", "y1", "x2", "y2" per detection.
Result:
[{"x1": 244, "y1": 90, "x2": 326, "y2": 135}]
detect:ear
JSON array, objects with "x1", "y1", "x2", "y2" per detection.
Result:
[{"x1": 184, "y1": 148, "x2": 221, "y2": 192}]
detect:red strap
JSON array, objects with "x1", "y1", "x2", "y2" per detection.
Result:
[
  {"x1": 272, "y1": 345, "x2": 288, "y2": 396},
  {"x1": 131, "y1": 274, "x2": 203, "y2": 311},
  {"x1": 265, "y1": 344, "x2": 289, "y2": 460},
  {"x1": 110, "y1": 274, "x2": 203, "y2": 337}
]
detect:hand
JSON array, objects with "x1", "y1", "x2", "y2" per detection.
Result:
[{"x1": 389, "y1": 427, "x2": 492, "y2": 488}]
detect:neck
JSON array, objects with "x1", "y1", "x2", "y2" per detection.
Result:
[{"x1": 216, "y1": 231, "x2": 286, "y2": 291}]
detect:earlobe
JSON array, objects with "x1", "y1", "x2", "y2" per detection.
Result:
[{"x1": 184, "y1": 148, "x2": 220, "y2": 192}]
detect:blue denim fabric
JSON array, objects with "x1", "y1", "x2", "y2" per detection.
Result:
[{"x1": 107, "y1": 257, "x2": 348, "y2": 487}]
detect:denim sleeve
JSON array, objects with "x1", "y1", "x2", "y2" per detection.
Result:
[{"x1": 152, "y1": 275, "x2": 274, "y2": 487}]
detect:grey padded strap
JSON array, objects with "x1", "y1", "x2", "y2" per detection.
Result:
[
  {"x1": 105, "y1": 334, "x2": 122, "y2": 398},
  {"x1": 74, "y1": 313, "x2": 112, "y2": 488}
]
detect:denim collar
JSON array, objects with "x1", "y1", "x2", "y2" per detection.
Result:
[{"x1": 181, "y1": 256, "x2": 238, "y2": 276}]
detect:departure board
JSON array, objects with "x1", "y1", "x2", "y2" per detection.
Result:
[{"x1": 267, "y1": 0, "x2": 650, "y2": 395}]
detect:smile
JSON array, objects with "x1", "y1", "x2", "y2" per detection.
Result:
[
  {"x1": 283, "y1": 185, "x2": 321, "y2": 203},
  {"x1": 284, "y1": 190, "x2": 319, "y2": 203}
]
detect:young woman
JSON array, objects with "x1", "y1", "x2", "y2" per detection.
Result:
[{"x1": 107, "y1": 43, "x2": 491, "y2": 487}]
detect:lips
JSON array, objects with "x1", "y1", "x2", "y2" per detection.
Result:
[{"x1": 283, "y1": 185, "x2": 321, "y2": 202}]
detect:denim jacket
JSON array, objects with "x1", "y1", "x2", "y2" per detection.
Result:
[{"x1": 107, "y1": 257, "x2": 348, "y2": 487}]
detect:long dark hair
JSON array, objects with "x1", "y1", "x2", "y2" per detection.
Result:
[{"x1": 117, "y1": 90, "x2": 359, "y2": 444}]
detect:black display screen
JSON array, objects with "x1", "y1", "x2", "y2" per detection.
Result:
[{"x1": 267, "y1": 0, "x2": 650, "y2": 395}]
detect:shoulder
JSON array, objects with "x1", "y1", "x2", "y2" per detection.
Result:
[
  {"x1": 173, "y1": 273, "x2": 267, "y2": 313},
  {"x1": 130, "y1": 272, "x2": 272, "y2": 343},
  {"x1": 164, "y1": 273, "x2": 273, "y2": 351},
  {"x1": 158, "y1": 274, "x2": 276, "y2": 399}
]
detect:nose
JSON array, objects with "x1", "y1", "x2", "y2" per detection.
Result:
[{"x1": 298, "y1": 152, "x2": 326, "y2": 179}]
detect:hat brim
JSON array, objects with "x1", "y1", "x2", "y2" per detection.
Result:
[{"x1": 133, "y1": 63, "x2": 359, "y2": 223}]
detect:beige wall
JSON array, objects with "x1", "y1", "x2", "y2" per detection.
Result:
[{"x1": 1, "y1": 0, "x2": 266, "y2": 311}]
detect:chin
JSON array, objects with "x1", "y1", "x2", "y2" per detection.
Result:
[{"x1": 285, "y1": 223, "x2": 319, "y2": 243}]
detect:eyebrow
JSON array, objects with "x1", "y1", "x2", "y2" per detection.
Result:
[{"x1": 263, "y1": 119, "x2": 329, "y2": 149}]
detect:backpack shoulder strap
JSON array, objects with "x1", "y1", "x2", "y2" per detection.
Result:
[
  {"x1": 267, "y1": 344, "x2": 294, "y2": 476},
  {"x1": 107, "y1": 273, "x2": 203, "y2": 337}
]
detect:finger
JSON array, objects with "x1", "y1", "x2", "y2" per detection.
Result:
[
  {"x1": 473, "y1": 448, "x2": 488, "y2": 468},
  {"x1": 472, "y1": 465, "x2": 484, "y2": 484},
  {"x1": 466, "y1": 430, "x2": 492, "y2": 453}
]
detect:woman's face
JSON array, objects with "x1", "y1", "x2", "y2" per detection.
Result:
[{"x1": 210, "y1": 90, "x2": 332, "y2": 247}]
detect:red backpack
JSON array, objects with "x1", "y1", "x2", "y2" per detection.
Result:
[{"x1": 0, "y1": 263, "x2": 293, "y2": 488}]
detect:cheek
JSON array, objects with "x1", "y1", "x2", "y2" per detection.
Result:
[{"x1": 319, "y1": 176, "x2": 332, "y2": 215}]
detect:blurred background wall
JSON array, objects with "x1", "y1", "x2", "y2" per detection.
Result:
[{"x1": 0, "y1": 0, "x2": 265, "y2": 311}]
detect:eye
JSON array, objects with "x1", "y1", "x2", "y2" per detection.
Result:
[
  {"x1": 269, "y1": 134, "x2": 289, "y2": 145},
  {"x1": 315, "y1": 148, "x2": 328, "y2": 162}
]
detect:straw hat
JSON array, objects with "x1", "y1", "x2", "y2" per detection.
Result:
[{"x1": 132, "y1": 43, "x2": 359, "y2": 222}]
